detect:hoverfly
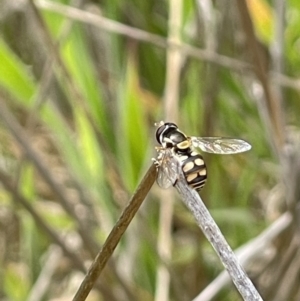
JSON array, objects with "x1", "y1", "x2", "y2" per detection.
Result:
[{"x1": 153, "y1": 121, "x2": 251, "y2": 191}]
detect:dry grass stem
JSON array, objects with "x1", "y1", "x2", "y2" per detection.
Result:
[
  {"x1": 175, "y1": 164, "x2": 263, "y2": 301},
  {"x1": 34, "y1": 0, "x2": 300, "y2": 92},
  {"x1": 194, "y1": 212, "x2": 292, "y2": 301},
  {"x1": 72, "y1": 164, "x2": 157, "y2": 301}
]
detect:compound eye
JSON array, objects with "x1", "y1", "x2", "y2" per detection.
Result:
[
  {"x1": 156, "y1": 125, "x2": 167, "y2": 144},
  {"x1": 155, "y1": 122, "x2": 178, "y2": 144},
  {"x1": 164, "y1": 122, "x2": 178, "y2": 128}
]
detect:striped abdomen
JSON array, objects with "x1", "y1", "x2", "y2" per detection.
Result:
[{"x1": 177, "y1": 150, "x2": 207, "y2": 191}]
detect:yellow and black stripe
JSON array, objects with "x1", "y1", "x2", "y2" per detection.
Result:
[{"x1": 178, "y1": 151, "x2": 207, "y2": 191}]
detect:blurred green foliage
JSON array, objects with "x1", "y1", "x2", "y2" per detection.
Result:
[{"x1": 0, "y1": 0, "x2": 298, "y2": 300}]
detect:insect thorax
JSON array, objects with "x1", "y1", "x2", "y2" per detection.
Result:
[{"x1": 162, "y1": 129, "x2": 191, "y2": 150}]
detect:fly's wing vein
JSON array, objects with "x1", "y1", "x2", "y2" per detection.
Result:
[
  {"x1": 191, "y1": 137, "x2": 251, "y2": 154},
  {"x1": 156, "y1": 149, "x2": 180, "y2": 188}
]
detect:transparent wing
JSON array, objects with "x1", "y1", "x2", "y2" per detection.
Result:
[
  {"x1": 156, "y1": 149, "x2": 180, "y2": 189},
  {"x1": 191, "y1": 136, "x2": 251, "y2": 154}
]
